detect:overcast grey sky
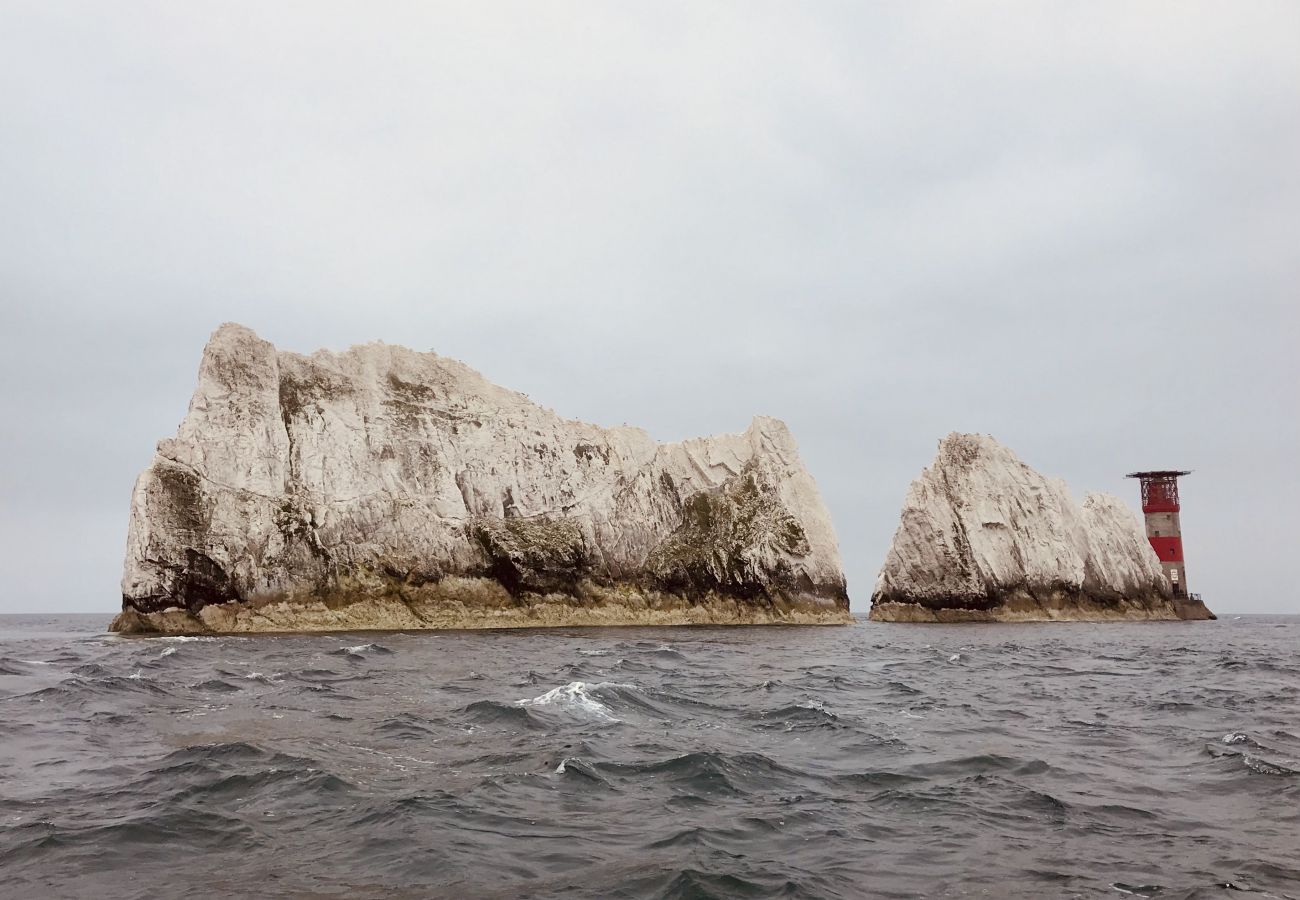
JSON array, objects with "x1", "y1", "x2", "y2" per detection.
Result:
[{"x1": 1, "y1": 2, "x2": 1297, "y2": 614}]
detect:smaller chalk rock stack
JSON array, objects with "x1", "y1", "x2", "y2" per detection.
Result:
[{"x1": 869, "y1": 434, "x2": 1214, "y2": 622}]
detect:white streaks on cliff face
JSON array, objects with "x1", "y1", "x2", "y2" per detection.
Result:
[
  {"x1": 1079, "y1": 492, "x2": 1171, "y2": 596},
  {"x1": 871, "y1": 433, "x2": 1167, "y2": 607},
  {"x1": 120, "y1": 323, "x2": 846, "y2": 625}
]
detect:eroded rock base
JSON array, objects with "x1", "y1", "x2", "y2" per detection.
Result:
[
  {"x1": 869, "y1": 589, "x2": 1215, "y2": 623},
  {"x1": 110, "y1": 576, "x2": 852, "y2": 635}
]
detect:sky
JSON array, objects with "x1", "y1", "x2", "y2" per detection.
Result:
[{"x1": 1, "y1": 2, "x2": 1297, "y2": 614}]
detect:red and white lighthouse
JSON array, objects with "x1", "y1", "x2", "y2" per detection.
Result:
[{"x1": 1126, "y1": 470, "x2": 1192, "y2": 597}]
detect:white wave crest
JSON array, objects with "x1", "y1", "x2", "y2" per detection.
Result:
[{"x1": 514, "y1": 681, "x2": 631, "y2": 722}]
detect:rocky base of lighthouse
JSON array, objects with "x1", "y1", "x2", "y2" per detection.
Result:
[
  {"x1": 1171, "y1": 595, "x2": 1216, "y2": 621},
  {"x1": 870, "y1": 587, "x2": 1215, "y2": 623}
]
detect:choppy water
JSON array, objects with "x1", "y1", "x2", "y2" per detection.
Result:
[{"x1": 1, "y1": 614, "x2": 1297, "y2": 899}]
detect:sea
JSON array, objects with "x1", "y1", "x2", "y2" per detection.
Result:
[{"x1": 0, "y1": 614, "x2": 1296, "y2": 899}]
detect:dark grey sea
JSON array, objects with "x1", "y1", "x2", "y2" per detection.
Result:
[{"x1": 1, "y1": 614, "x2": 1297, "y2": 899}]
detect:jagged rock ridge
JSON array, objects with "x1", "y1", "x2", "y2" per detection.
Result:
[
  {"x1": 869, "y1": 433, "x2": 1214, "y2": 622},
  {"x1": 113, "y1": 324, "x2": 849, "y2": 633}
]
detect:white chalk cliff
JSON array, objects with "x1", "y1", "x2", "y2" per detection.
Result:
[
  {"x1": 870, "y1": 434, "x2": 1213, "y2": 622},
  {"x1": 113, "y1": 324, "x2": 849, "y2": 633}
]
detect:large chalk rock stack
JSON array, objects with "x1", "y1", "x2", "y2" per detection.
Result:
[
  {"x1": 870, "y1": 433, "x2": 1214, "y2": 622},
  {"x1": 113, "y1": 324, "x2": 849, "y2": 634}
]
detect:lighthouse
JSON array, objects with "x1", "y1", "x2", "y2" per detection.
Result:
[{"x1": 1126, "y1": 470, "x2": 1192, "y2": 597}]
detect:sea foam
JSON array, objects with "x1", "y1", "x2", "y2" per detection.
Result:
[{"x1": 514, "y1": 681, "x2": 631, "y2": 722}]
